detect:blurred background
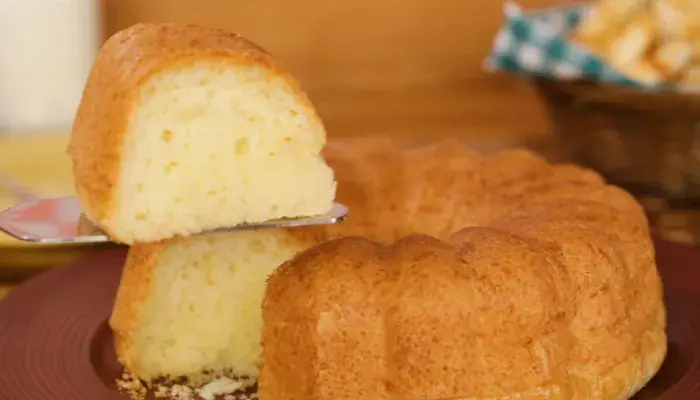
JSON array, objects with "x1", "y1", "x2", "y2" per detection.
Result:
[
  {"x1": 1, "y1": 0, "x2": 561, "y2": 139},
  {"x1": 0, "y1": 0, "x2": 561, "y2": 246},
  {"x1": 0, "y1": 0, "x2": 562, "y2": 198},
  {"x1": 1, "y1": 0, "x2": 698, "y2": 296}
]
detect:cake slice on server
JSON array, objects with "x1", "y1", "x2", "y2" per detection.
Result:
[{"x1": 68, "y1": 23, "x2": 337, "y2": 244}]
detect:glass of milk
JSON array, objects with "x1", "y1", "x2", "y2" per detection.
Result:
[{"x1": 0, "y1": 0, "x2": 102, "y2": 134}]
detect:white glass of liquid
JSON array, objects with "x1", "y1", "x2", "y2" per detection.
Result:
[{"x1": 0, "y1": 0, "x2": 102, "y2": 134}]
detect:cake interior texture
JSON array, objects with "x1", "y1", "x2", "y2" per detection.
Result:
[
  {"x1": 110, "y1": 228, "x2": 316, "y2": 381},
  {"x1": 114, "y1": 63, "x2": 335, "y2": 242},
  {"x1": 68, "y1": 23, "x2": 336, "y2": 244}
]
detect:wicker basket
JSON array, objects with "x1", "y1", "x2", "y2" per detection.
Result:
[{"x1": 534, "y1": 78, "x2": 700, "y2": 205}]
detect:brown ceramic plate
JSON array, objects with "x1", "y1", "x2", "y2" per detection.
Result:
[{"x1": 0, "y1": 239, "x2": 700, "y2": 400}]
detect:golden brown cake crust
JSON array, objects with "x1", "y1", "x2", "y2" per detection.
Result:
[
  {"x1": 67, "y1": 23, "x2": 321, "y2": 236},
  {"x1": 261, "y1": 236, "x2": 387, "y2": 399},
  {"x1": 259, "y1": 139, "x2": 667, "y2": 400},
  {"x1": 109, "y1": 241, "x2": 163, "y2": 374}
]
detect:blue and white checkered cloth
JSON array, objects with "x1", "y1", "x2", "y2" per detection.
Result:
[{"x1": 484, "y1": 2, "x2": 642, "y2": 87}]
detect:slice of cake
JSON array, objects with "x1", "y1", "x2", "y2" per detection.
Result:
[
  {"x1": 68, "y1": 23, "x2": 336, "y2": 244},
  {"x1": 110, "y1": 228, "x2": 319, "y2": 388}
]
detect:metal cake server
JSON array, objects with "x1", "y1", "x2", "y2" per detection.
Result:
[{"x1": 0, "y1": 197, "x2": 349, "y2": 244}]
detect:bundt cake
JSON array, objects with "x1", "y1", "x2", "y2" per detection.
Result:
[
  {"x1": 258, "y1": 138, "x2": 666, "y2": 400},
  {"x1": 91, "y1": 22, "x2": 665, "y2": 400},
  {"x1": 67, "y1": 23, "x2": 336, "y2": 244}
]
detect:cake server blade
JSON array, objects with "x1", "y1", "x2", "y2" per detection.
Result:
[{"x1": 0, "y1": 197, "x2": 349, "y2": 244}]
